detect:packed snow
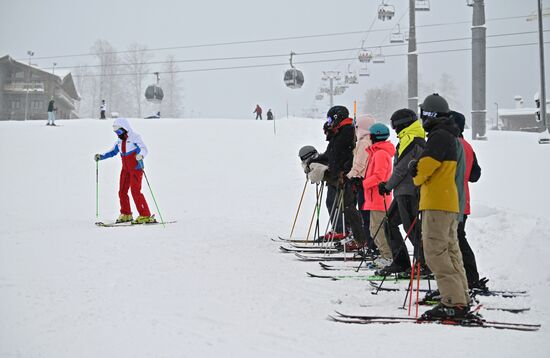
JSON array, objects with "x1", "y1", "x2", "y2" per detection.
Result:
[{"x1": 0, "y1": 118, "x2": 549, "y2": 357}]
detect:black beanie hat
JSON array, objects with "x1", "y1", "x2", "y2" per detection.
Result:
[{"x1": 450, "y1": 110, "x2": 466, "y2": 133}]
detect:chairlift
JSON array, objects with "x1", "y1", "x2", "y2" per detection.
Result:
[
  {"x1": 358, "y1": 42, "x2": 373, "y2": 63},
  {"x1": 144, "y1": 72, "x2": 164, "y2": 103},
  {"x1": 284, "y1": 52, "x2": 304, "y2": 89},
  {"x1": 415, "y1": 0, "x2": 430, "y2": 11},
  {"x1": 333, "y1": 86, "x2": 347, "y2": 96},
  {"x1": 378, "y1": 1, "x2": 395, "y2": 21},
  {"x1": 390, "y1": 24, "x2": 406, "y2": 43},
  {"x1": 344, "y1": 64, "x2": 359, "y2": 84},
  {"x1": 359, "y1": 64, "x2": 370, "y2": 77},
  {"x1": 372, "y1": 47, "x2": 386, "y2": 64}
]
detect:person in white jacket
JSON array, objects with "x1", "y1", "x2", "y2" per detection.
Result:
[{"x1": 94, "y1": 118, "x2": 155, "y2": 224}]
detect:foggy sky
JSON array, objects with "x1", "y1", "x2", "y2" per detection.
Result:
[{"x1": 1, "y1": 0, "x2": 548, "y2": 119}]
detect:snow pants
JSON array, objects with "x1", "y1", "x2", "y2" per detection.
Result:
[
  {"x1": 422, "y1": 210, "x2": 469, "y2": 306},
  {"x1": 342, "y1": 181, "x2": 367, "y2": 246},
  {"x1": 47, "y1": 111, "x2": 56, "y2": 125},
  {"x1": 356, "y1": 186, "x2": 375, "y2": 249},
  {"x1": 385, "y1": 195, "x2": 423, "y2": 269},
  {"x1": 325, "y1": 184, "x2": 344, "y2": 233},
  {"x1": 458, "y1": 214, "x2": 480, "y2": 288},
  {"x1": 119, "y1": 169, "x2": 151, "y2": 217},
  {"x1": 370, "y1": 210, "x2": 392, "y2": 259}
]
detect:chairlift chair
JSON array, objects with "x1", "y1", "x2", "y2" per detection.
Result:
[
  {"x1": 359, "y1": 65, "x2": 370, "y2": 77},
  {"x1": 372, "y1": 47, "x2": 386, "y2": 64},
  {"x1": 358, "y1": 49, "x2": 373, "y2": 63},
  {"x1": 284, "y1": 52, "x2": 304, "y2": 89},
  {"x1": 378, "y1": 1, "x2": 395, "y2": 21},
  {"x1": 390, "y1": 24, "x2": 406, "y2": 43},
  {"x1": 415, "y1": 0, "x2": 430, "y2": 11},
  {"x1": 144, "y1": 72, "x2": 164, "y2": 103}
]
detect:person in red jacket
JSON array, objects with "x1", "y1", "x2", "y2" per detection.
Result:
[
  {"x1": 253, "y1": 104, "x2": 263, "y2": 120},
  {"x1": 362, "y1": 123, "x2": 395, "y2": 268},
  {"x1": 450, "y1": 111, "x2": 486, "y2": 290}
]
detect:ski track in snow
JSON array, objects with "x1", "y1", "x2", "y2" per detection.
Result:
[{"x1": 0, "y1": 118, "x2": 549, "y2": 357}]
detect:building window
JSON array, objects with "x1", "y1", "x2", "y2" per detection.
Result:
[
  {"x1": 31, "y1": 100, "x2": 44, "y2": 111},
  {"x1": 13, "y1": 71, "x2": 24, "y2": 80},
  {"x1": 11, "y1": 100, "x2": 21, "y2": 109}
]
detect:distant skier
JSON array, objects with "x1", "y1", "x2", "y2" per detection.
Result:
[
  {"x1": 46, "y1": 97, "x2": 57, "y2": 126},
  {"x1": 94, "y1": 118, "x2": 155, "y2": 224},
  {"x1": 253, "y1": 104, "x2": 262, "y2": 120},
  {"x1": 100, "y1": 100, "x2": 107, "y2": 120},
  {"x1": 267, "y1": 109, "x2": 274, "y2": 120}
]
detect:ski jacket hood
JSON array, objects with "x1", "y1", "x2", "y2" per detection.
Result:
[{"x1": 397, "y1": 120, "x2": 425, "y2": 157}]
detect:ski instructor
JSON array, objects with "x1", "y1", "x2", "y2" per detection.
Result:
[{"x1": 94, "y1": 118, "x2": 155, "y2": 224}]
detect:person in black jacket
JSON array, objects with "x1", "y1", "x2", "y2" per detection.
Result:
[
  {"x1": 310, "y1": 105, "x2": 367, "y2": 248},
  {"x1": 377, "y1": 109, "x2": 426, "y2": 275}
]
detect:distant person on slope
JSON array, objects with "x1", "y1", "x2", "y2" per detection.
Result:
[
  {"x1": 100, "y1": 100, "x2": 107, "y2": 120},
  {"x1": 267, "y1": 109, "x2": 274, "y2": 120},
  {"x1": 47, "y1": 97, "x2": 57, "y2": 126},
  {"x1": 94, "y1": 118, "x2": 155, "y2": 224},
  {"x1": 253, "y1": 104, "x2": 262, "y2": 120}
]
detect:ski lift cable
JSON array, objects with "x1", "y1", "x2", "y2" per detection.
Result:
[
  {"x1": 56, "y1": 30, "x2": 546, "y2": 71},
  {"x1": 71, "y1": 41, "x2": 550, "y2": 78},
  {"x1": 21, "y1": 14, "x2": 536, "y2": 62}
]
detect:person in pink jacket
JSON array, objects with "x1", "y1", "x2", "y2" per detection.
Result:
[{"x1": 362, "y1": 123, "x2": 395, "y2": 267}]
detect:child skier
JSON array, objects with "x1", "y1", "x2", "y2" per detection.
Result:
[
  {"x1": 361, "y1": 123, "x2": 395, "y2": 267},
  {"x1": 94, "y1": 118, "x2": 155, "y2": 224}
]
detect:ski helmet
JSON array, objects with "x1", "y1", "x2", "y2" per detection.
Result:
[
  {"x1": 326, "y1": 105, "x2": 349, "y2": 126},
  {"x1": 369, "y1": 123, "x2": 390, "y2": 142},
  {"x1": 419, "y1": 93, "x2": 450, "y2": 119},
  {"x1": 390, "y1": 108, "x2": 418, "y2": 133},
  {"x1": 449, "y1": 110, "x2": 466, "y2": 133},
  {"x1": 298, "y1": 145, "x2": 318, "y2": 161}
]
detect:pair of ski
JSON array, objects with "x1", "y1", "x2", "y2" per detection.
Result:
[
  {"x1": 329, "y1": 311, "x2": 540, "y2": 332},
  {"x1": 368, "y1": 281, "x2": 528, "y2": 298},
  {"x1": 307, "y1": 271, "x2": 418, "y2": 282},
  {"x1": 95, "y1": 219, "x2": 176, "y2": 227}
]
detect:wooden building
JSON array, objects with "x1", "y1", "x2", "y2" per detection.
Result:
[{"x1": 0, "y1": 55, "x2": 80, "y2": 121}]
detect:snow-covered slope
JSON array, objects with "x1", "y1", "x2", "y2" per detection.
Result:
[{"x1": 0, "y1": 118, "x2": 549, "y2": 357}]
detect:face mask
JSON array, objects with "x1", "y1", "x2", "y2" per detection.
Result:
[{"x1": 114, "y1": 128, "x2": 127, "y2": 140}]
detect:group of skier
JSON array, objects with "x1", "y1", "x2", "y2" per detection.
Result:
[{"x1": 300, "y1": 94, "x2": 485, "y2": 320}]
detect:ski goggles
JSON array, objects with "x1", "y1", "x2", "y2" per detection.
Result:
[
  {"x1": 326, "y1": 116, "x2": 334, "y2": 125},
  {"x1": 419, "y1": 109, "x2": 438, "y2": 119},
  {"x1": 114, "y1": 128, "x2": 125, "y2": 136}
]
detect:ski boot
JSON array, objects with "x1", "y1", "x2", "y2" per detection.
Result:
[
  {"x1": 132, "y1": 215, "x2": 157, "y2": 224},
  {"x1": 420, "y1": 303, "x2": 470, "y2": 321},
  {"x1": 375, "y1": 262, "x2": 410, "y2": 276},
  {"x1": 116, "y1": 214, "x2": 133, "y2": 223}
]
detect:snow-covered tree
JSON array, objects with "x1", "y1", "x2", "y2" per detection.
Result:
[
  {"x1": 161, "y1": 55, "x2": 184, "y2": 118},
  {"x1": 124, "y1": 43, "x2": 152, "y2": 118}
]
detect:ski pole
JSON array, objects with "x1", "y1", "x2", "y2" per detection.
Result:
[
  {"x1": 96, "y1": 160, "x2": 99, "y2": 219},
  {"x1": 142, "y1": 170, "x2": 166, "y2": 228},
  {"x1": 290, "y1": 178, "x2": 308, "y2": 239},
  {"x1": 305, "y1": 183, "x2": 320, "y2": 242}
]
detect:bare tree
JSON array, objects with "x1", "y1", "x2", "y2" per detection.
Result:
[
  {"x1": 363, "y1": 81, "x2": 407, "y2": 122},
  {"x1": 124, "y1": 43, "x2": 151, "y2": 117},
  {"x1": 91, "y1": 40, "x2": 121, "y2": 117},
  {"x1": 73, "y1": 64, "x2": 97, "y2": 118},
  {"x1": 161, "y1": 55, "x2": 184, "y2": 118}
]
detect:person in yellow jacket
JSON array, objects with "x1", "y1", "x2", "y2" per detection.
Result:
[{"x1": 410, "y1": 94, "x2": 470, "y2": 320}]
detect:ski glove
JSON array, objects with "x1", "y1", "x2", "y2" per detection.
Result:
[
  {"x1": 408, "y1": 160, "x2": 418, "y2": 177},
  {"x1": 94, "y1": 154, "x2": 102, "y2": 161},
  {"x1": 307, "y1": 163, "x2": 328, "y2": 184},
  {"x1": 135, "y1": 154, "x2": 143, "y2": 161},
  {"x1": 136, "y1": 160, "x2": 144, "y2": 170},
  {"x1": 378, "y1": 182, "x2": 390, "y2": 196}
]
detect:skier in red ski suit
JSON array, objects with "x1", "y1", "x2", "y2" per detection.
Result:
[{"x1": 94, "y1": 118, "x2": 154, "y2": 224}]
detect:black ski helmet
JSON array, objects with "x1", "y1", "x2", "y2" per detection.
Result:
[
  {"x1": 449, "y1": 110, "x2": 466, "y2": 133},
  {"x1": 298, "y1": 145, "x2": 318, "y2": 161},
  {"x1": 419, "y1": 93, "x2": 450, "y2": 119},
  {"x1": 326, "y1": 105, "x2": 349, "y2": 126},
  {"x1": 390, "y1": 108, "x2": 418, "y2": 133}
]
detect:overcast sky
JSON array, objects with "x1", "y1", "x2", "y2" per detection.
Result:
[{"x1": 1, "y1": 0, "x2": 548, "y2": 119}]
